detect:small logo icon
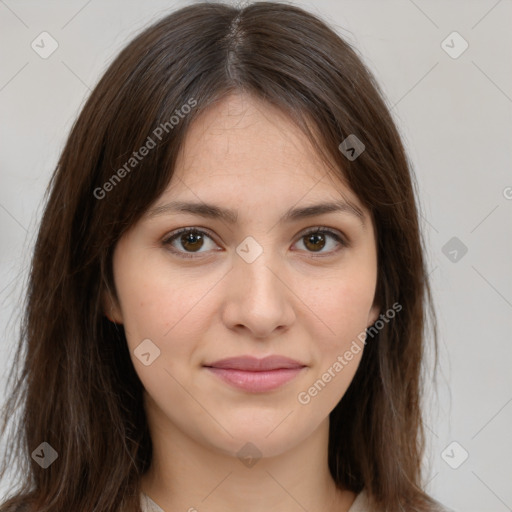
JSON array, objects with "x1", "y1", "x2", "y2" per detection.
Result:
[
  {"x1": 237, "y1": 442, "x2": 262, "y2": 468},
  {"x1": 134, "y1": 338, "x2": 161, "y2": 366},
  {"x1": 441, "y1": 31, "x2": 468, "y2": 59},
  {"x1": 31, "y1": 442, "x2": 58, "y2": 468},
  {"x1": 338, "y1": 134, "x2": 365, "y2": 161},
  {"x1": 236, "y1": 236, "x2": 263, "y2": 263},
  {"x1": 31, "y1": 31, "x2": 59, "y2": 59},
  {"x1": 441, "y1": 441, "x2": 469, "y2": 469},
  {"x1": 442, "y1": 237, "x2": 468, "y2": 263}
]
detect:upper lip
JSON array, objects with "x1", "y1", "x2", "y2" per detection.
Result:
[{"x1": 204, "y1": 355, "x2": 306, "y2": 371}]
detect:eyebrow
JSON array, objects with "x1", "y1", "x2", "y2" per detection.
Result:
[{"x1": 147, "y1": 199, "x2": 365, "y2": 226}]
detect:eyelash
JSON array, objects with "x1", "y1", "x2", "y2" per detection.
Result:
[{"x1": 162, "y1": 226, "x2": 348, "y2": 260}]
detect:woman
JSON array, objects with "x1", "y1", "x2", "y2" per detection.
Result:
[{"x1": 0, "y1": 2, "x2": 449, "y2": 511}]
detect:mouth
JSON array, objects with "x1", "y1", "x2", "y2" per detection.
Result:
[{"x1": 203, "y1": 355, "x2": 307, "y2": 393}]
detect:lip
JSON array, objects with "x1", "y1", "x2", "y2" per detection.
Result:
[
  {"x1": 205, "y1": 355, "x2": 306, "y2": 371},
  {"x1": 204, "y1": 356, "x2": 307, "y2": 393}
]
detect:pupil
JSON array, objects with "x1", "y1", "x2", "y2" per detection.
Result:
[
  {"x1": 306, "y1": 233, "x2": 325, "y2": 251},
  {"x1": 182, "y1": 232, "x2": 203, "y2": 251}
]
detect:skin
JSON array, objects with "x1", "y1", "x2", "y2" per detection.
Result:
[{"x1": 105, "y1": 92, "x2": 380, "y2": 512}]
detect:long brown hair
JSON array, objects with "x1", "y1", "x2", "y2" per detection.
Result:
[{"x1": 0, "y1": 2, "x2": 444, "y2": 511}]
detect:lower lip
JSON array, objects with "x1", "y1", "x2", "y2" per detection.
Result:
[{"x1": 205, "y1": 367, "x2": 306, "y2": 392}]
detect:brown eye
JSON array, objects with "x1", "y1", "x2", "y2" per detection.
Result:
[
  {"x1": 295, "y1": 227, "x2": 347, "y2": 256},
  {"x1": 303, "y1": 232, "x2": 326, "y2": 252},
  {"x1": 163, "y1": 226, "x2": 347, "y2": 260},
  {"x1": 179, "y1": 230, "x2": 205, "y2": 252},
  {"x1": 163, "y1": 228, "x2": 218, "y2": 258}
]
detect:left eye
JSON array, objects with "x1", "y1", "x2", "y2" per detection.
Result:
[
  {"x1": 294, "y1": 227, "x2": 346, "y2": 254},
  {"x1": 162, "y1": 227, "x2": 347, "y2": 259}
]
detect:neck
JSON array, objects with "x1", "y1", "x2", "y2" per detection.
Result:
[{"x1": 140, "y1": 394, "x2": 356, "y2": 512}]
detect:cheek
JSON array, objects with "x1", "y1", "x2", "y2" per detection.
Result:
[
  {"x1": 113, "y1": 249, "x2": 218, "y2": 361},
  {"x1": 294, "y1": 280, "x2": 372, "y2": 414},
  {"x1": 113, "y1": 264, "x2": 209, "y2": 405},
  {"x1": 292, "y1": 263, "x2": 376, "y2": 409},
  {"x1": 297, "y1": 272, "x2": 376, "y2": 345}
]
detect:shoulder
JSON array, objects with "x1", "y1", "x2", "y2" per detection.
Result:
[
  {"x1": 347, "y1": 490, "x2": 455, "y2": 512},
  {"x1": 140, "y1": 492, "x2": 165, "y2": 512},
  {"x1": 347, "y1": 489, "x2": 370, "y2": 512}
]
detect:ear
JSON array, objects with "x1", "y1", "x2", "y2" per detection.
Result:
[
  {"x1": 102, "y1": 289, "x2": 123, "y2": 324},
  {"x1": 367, "y1": 301, "x2": 380, "y2": 327}
]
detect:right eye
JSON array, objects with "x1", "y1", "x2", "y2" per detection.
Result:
[{"x1": 162, "y1": 227, "x2": 220, "y2": 259}]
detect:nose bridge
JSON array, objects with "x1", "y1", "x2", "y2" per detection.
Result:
[
  {"x1": 236, "y1": 243, "x2": 283, "y2": 306},
  {"x1": 223, "y1": 238, "x2": 294, "y2": 336}
]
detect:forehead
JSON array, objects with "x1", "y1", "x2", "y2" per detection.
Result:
[{"x1": 168, "y1": 93, "x2": 363, "y2": 210}]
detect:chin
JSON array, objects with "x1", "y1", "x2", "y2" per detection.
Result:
[
  {"x1": 202, "y1": 413, "x2": 318, "y2": 461},
  {"x1": 209, "y1": 432, "x2": 300, "y2": 461}
]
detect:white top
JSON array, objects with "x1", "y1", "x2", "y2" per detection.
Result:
[
  {"x1": 140, "y1": 493, "x2": 164, "y2": 512},
  {"x1": 348, "y1": 489, "x2": 371, "y2": 512},
  {"x1": 140, "y1": 489, "x2": 370, "y2": 511}
]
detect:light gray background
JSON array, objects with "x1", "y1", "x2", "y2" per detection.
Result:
[{"x1": 1, "y1": 1, "x2": 511, "y2": 511}]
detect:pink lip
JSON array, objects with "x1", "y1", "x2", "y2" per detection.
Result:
[{"x1": 204, "y1": 356, "x2": 307, "y2": 392}]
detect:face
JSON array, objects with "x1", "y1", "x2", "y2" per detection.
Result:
[{"x1": 106, "y1": 92, "x2": 380, "y2": 458}]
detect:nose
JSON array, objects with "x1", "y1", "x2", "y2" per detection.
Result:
[{"x1": 220, "y1": 250, "x2": 296, "y2": 339}]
